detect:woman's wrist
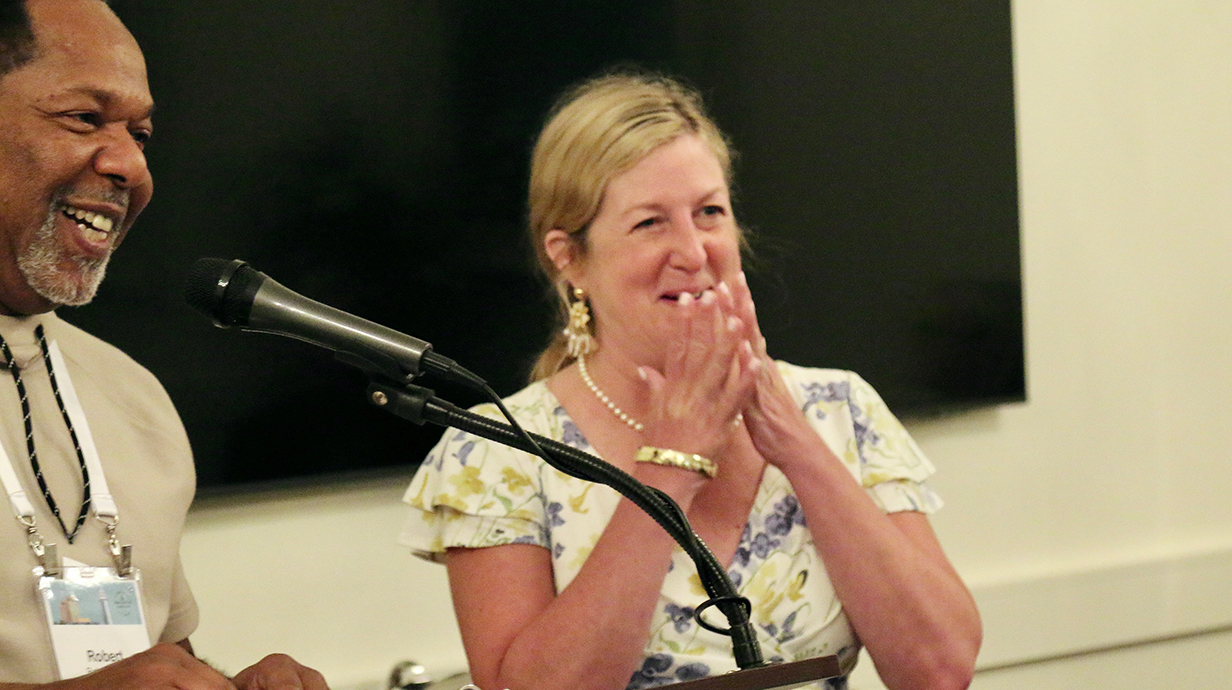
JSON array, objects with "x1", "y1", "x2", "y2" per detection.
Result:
[{"x1": 634, "y1": 446, "x2": 718, "y2": 478}]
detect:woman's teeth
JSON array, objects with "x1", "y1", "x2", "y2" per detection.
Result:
[{"x1": 665, "y1": 290, "x2": 707, "y2": 301}]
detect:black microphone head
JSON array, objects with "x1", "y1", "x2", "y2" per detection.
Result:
[{"x1": 183, "y1": 258, "x2": 264, "y2": 327}]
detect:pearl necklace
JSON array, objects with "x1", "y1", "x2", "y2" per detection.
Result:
[{"x1": 576, "y1": 353, "x2": 644, "y2": 432}]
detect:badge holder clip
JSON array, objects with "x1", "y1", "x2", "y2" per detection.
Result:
[
  {"x1": 99, "y1": 515, "x2": 134, "y2": 578},
  {"x1": 21, "y1": 514, "x2": 62, "y2": 578}
]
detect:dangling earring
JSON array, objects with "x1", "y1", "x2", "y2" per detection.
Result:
[{"x1": 563, "y1": 286, "x2": 596, "y2": 358}]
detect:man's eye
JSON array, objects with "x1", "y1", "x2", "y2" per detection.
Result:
[
  {"x1": 130, "y1": 129, "x2": 152, "y2": 146},
  {"x1": 69, "y1": 112, "x2": 103, "y2": 127}
]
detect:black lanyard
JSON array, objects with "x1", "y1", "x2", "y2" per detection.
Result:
[{"x1": 0, "y1": 325, "x2": 91, "y2": 543}]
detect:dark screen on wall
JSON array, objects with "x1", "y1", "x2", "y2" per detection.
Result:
[{"x1": 65, "y1": 1, "x2": 1023, "y2": 491}]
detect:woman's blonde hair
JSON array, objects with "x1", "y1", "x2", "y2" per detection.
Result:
[{"x1": 527, "y1": 71, "x2": 736, "y2": 381}]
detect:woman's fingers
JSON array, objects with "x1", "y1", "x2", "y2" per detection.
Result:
[
  {"x1": 669, "y1": 287, "x2": 741, "y2": 391},
  {"x1": 643, "y1": 281, "x2": 758, "y2": 454},
  {"x1": 720, "y1": 339, "x2": 762, "y2": 417},
  {"x1": 732, "y1": 272, "x2": 768, "y2": 358}
]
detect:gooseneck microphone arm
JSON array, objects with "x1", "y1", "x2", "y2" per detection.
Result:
[{"x1": 183, "y1": 258, "x2": 765, "y2": 671}]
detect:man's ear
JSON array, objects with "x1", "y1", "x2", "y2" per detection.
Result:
[{"x1": 545, "y1": 229, "x2": 579, "y2": 279}]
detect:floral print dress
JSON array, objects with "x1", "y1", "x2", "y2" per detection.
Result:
[{"x1": 399, "y1": 363, "x2": 941, "y2": 690}]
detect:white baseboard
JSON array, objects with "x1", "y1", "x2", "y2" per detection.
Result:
[
  {"x1": 970, "y1": 540, "x2": 1232, "y2": 669},
  {"x1": 848, "y1": 541, "x2": 1232, "y2": 689}
]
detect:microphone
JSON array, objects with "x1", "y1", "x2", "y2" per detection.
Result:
[{"x1": 183, "y1": 258, "x2": 482, "y2": 387}]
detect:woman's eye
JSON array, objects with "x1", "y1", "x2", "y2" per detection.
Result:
[
  {"x1": 696, "y1": 205, "x2": 727, "y2": 228},
  {"x1": 633, "y1": 217, "x2": 658, "y2": 230}
]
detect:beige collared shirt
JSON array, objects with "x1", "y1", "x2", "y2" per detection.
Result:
[{"x1": 1, "y1": 312, "x2": 198, "y2": 684}]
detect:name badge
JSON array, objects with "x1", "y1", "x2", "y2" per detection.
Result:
[{"x1": 38, "y1": 564, "x2": 151, "y2": 679}]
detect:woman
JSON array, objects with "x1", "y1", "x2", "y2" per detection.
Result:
[{"x1": 399, "y1": 72, "x2": 981, "y2": 690}]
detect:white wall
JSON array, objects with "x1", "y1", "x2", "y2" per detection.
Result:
[
  {"x1": 179, "y1": 1, "x2": 1232, "y2": 688},
  {"x1": 181, "y1": 477, "x2": 460, "y2": 689}
]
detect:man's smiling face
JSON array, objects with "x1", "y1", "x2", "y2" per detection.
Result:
[{"x1": 0, "y1": 0, "x2": 154, "y2": 315}]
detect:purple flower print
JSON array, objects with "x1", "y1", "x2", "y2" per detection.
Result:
[
  {"x1": 545, "y1": 502, "x2": 565, "y2": 527},
  {"x1": 454, "y1": 439, "x2": 475, "y2": 466},
  {"x1": 627, "y1": 654, "x2": 711, "y2": 690},
  {"x1": 800, "y1": 380, "x2": 851, "y2": 420},
  {"x1": 665, "y1": 603, "x2": 695, "y2": 633},
  {"x1": 749, "y1": 532, "x2": 781, "y2": 559},
  {"x1": 562, "y1": 419, "x2": 586, "y2": 447},
  {"x1": 765, "y1": 495, "x2": 806, "y2": 536}
]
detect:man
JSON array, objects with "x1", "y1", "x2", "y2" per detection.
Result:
[{"x1": 0, "y1": 1, "x2": 328, "y2": 687}]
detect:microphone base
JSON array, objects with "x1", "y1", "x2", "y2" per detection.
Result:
[{"x1": 667, "y1": 656, "x2": 845, "y2": 690}]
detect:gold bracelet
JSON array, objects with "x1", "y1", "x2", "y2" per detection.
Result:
[{"x1": 634, "y1": 446, "x2": 718, "y2": 479}]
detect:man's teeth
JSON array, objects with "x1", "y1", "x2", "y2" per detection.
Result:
[{"x1": 64, "y1": 206, "x2": 115, "y2": 238}]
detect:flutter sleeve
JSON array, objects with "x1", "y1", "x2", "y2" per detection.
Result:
[
  {"x1": 398, "y1": 402, "x2": 552, "y2": 562},
  {"x1": 782, "y1": 363, "x2": 943, "y2": 515}
]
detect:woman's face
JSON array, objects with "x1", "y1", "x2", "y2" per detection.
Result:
[{"x1": 552, "y1": 134, "x2": 743, "y2": 368}]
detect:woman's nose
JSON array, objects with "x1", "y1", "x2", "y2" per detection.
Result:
[{"x1": 666, "y1": 217, "x2": 709, "y2": 271}]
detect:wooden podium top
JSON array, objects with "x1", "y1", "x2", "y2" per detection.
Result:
[{"x1": 665, "y1": 656, "x2": 844, "y2": 690}]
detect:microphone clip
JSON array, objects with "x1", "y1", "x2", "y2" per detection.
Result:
[{"x1": 365, "y1": 377, "x2": 438, "y2": 426}]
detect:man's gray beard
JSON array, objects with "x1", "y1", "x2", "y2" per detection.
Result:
[{"x1": 16, "y1": 204, "x2": 110, "y2": 307}]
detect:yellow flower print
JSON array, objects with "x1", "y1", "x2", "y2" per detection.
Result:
[
  {"x1": 743, "y1": 559, "x2": 785, "y2": 624},
  {"x1": 509, "y1": 508, "x2": 538, "y2": 522},
  {"x1": 438, "y1": 495, "x2": 469, "y2": 513},
  {"x1": 568, "y1": 484, "x2": 595, "y2": 514},
  {"x1": 501, "y1": 466, "x2": 533, "y2": 494},
  {"x1": 570, "y1": 545, "x2": 593, "y2": 570},
  {"x1": 687, "y1": 572, "x2": 707, "y2": 598},
  {"x1": 408, "y1": 477, "x2": 431, "y2": 507},
  {"x1": 449, "y1": 466, "x2": 486, "y2": 498},
  {"x1": 864, "y1": 470, "x2": 895, "y2": 486},
  {"x1": 785, "y1": 570, "x2": 808, "y2": 602}
]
